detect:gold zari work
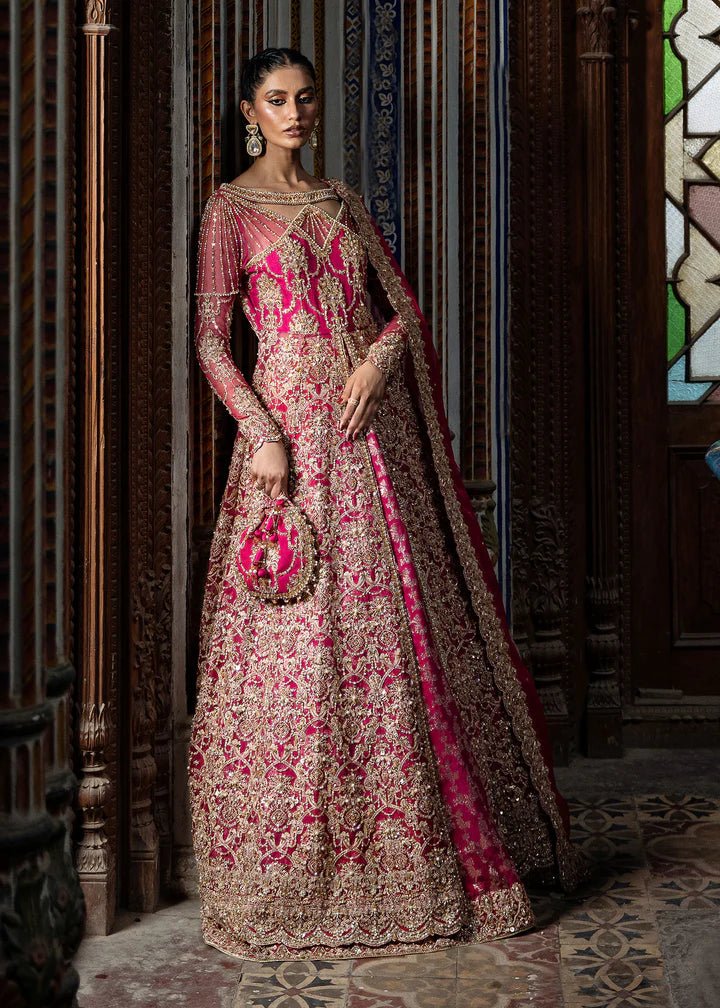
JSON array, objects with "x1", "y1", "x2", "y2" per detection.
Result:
[{"x1": 189, "y1": 179, "x2": 588, "y2": 962}]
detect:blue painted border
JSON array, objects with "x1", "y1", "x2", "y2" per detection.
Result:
[
  {"x1": 343, "y1": 0, "x2": 363, "y2": 188},
  {"x1": 366, "y1": 0, "x2": 402, "y2": 253}
]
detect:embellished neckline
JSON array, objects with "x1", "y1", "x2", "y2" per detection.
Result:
[{"x1": 221, "y1": 181, "x2": 337, "y2": 205}]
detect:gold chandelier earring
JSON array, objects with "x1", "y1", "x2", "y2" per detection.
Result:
[
  {"x1": 245, "y1": 122, "x2": 263, "y2": 157},
  {"x1": 308, "y1": 120, "x2": 319, "y2": 151}
]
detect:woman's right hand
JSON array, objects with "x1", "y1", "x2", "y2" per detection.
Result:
[{"x1": 249, "y1": 440, "x2": 289, "y2": 499}]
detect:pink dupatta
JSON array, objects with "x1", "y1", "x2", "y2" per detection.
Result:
[{"x1": 331, "y1": 178, "x2": 586, "y2": 891}]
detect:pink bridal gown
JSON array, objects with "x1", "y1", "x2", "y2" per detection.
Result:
[{"x1": 188, "y1": 178, "x2": 587, "y2": 961}]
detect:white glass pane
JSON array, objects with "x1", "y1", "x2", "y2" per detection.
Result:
[
  {"x1": 690, "y1": 317, "x2": 720, "y2": 379},
  {"x1": 674, "y1": 0, "x2": 720, "y2": 89},
  {"x1": 687, "y1": 69, "x2": 720, "y2": 135},
  {"x1": 666, "y1": 198, "x2": 685, "y2": 276},
  {"x1": 676, "y1": 223, "x2": 720, "y2": 337}
]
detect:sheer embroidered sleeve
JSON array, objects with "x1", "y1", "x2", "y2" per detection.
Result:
[
  {"x1": 195, "y1": 192, "x2": 282, "y2": 455},
  {"x1": 365, "y1": 258, "x2": 409, "y2": 381}
]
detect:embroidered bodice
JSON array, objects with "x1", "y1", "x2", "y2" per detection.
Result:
[{"x1": 194, "y1": 181, "x2": 408, "y2": 455}]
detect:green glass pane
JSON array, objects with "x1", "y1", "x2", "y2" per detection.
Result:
[
  {"x1": 667, "y1": 284, "x2": 686, "y2": 360},
  {"x1": 663, "y1": 0, "x2": 683, "y2": 33},
  {"x1": 664, "y1": 38, "x2": 683, "y2": 115}
]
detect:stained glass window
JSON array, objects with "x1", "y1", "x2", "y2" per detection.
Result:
[{"x1": 664, "y1": 0, "x2": 720, "y2": 403}]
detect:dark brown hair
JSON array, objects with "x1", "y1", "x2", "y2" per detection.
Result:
[{"x1": 241, "y1": 48, "x2": 316, "y2": 103}]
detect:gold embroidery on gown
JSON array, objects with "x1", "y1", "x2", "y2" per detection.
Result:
[{"x1": 188, "y1": 180, "x2": 588, "y2": 961}]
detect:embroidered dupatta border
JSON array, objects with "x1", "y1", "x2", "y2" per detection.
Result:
[{"x1": 330, "y1": 178, "x2": 587, "y2": 892}]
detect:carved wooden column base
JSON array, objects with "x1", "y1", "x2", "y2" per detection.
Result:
[
  {"x1": 171, "y1": 718, "x2": 197, "y2": 897},
  {"x1": 77, "y1": 873, "x2": 116, "y2": 938},
  {"x1": 171, "y1": 719, "x2": 197, "y2": 898},
  {"x1": 76, "y1": 703, "x2": 116, "y2": 934},
  {"x1": 129, "y1": 692, "x2": 159, "y2": 912},
  {"x1": 128, "y1": 836, "x2": 160, "y2": 912},
  {"x1": 170, "y1": 847, "x2": 199, "y2": 897},
  {"x1": 128, "y1": 854, "x2": 159, "y2": 913},
  {"x1": 585, "y1": 573, "x2": 623, "y2": 756},
  {"x1": 530, "y1": 627, "x2": 572, "y2": 764}
]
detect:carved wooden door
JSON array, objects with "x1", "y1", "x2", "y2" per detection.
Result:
[{"x1": 628, "y1": 1, "x2": 720, "y2": 723}]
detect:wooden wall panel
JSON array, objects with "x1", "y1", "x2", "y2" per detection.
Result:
[
  {"x1": 507, "y1": 0, "x2": 584, "y2": 762},
  {"x1": 670, "y1": 448, "x2": 720, "y2": 643},
  {"x1": 126, "y1": 0, "x2": 175, "y2": 912}
]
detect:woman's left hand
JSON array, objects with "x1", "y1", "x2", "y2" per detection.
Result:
[{"x1": 339, "y1": 360, "x2": 386, "y2": 440}]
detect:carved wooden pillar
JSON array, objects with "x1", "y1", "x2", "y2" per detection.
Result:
[
  {"x1": 508, "y1": 0, "x2": 581, "y2": 763},
  {"x1": 577, "y1": 1, "x2": 623, "y2": 755},
  {"x1": 0, "y1": 2, "x2": 85, "y2": 1003},
  {"x1": 124, "y1": 0, "x2": 177, "y2": 911},
  {"x1": 76, "y1": 0, "x2": 117, "y2": 933}
]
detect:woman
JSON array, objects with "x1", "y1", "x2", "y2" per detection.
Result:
[{"x1": 189, "y1": 47, "x2": 587, "y2": 961}]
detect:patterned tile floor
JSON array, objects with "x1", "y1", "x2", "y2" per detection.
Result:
[{"x1": 76, "y1": 749, "x2": 720, "y2": 1008}]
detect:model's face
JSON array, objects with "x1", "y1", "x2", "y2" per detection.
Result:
[{"x1": 243, "y1": 65, "x2": 318, "y2": 151}]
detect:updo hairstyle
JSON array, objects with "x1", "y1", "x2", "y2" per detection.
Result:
[{"x1": 241, "y1": 48, "x2": 317, "y2": 104}]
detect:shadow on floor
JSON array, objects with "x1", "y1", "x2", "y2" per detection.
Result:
[{"x1": 75, "y1": 748, "x2": 720, "y2": 1007}]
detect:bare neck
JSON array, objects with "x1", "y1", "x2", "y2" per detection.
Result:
[{"x1": 232, "y1": 147, "x2": 322, "y2": 191}]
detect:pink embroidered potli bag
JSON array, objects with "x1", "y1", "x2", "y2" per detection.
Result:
[{"x1": 237, "y1": 494, "x2": 318, "y2": 604}]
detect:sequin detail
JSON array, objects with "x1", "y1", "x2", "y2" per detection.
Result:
[{"x1": 189, "y1": 179, "x2": 587, "y2": 962}]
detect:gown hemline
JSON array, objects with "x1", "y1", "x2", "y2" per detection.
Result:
[{"x1": 200, "y1": 907, "x2": 539, "y2": 962}]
